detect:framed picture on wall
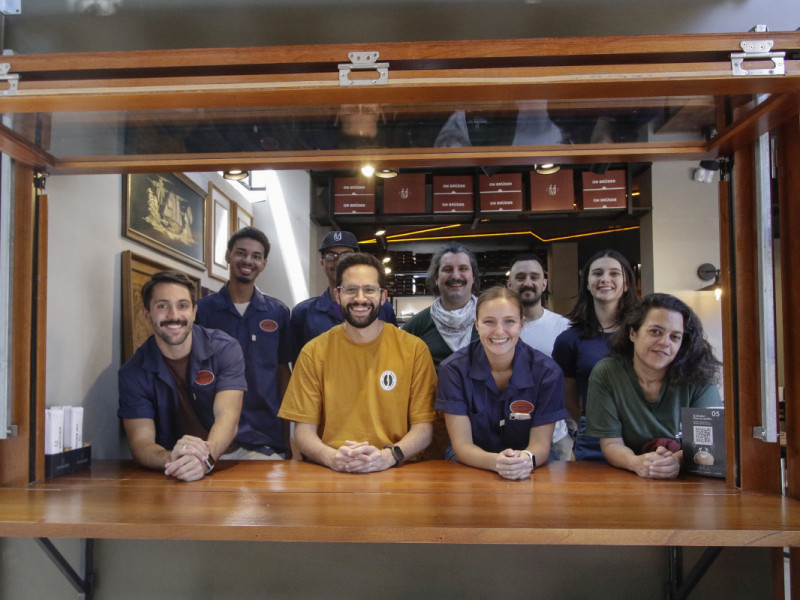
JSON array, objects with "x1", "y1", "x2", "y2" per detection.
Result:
[
  {"x1": 120, "y1": 250, "x2": 201, "y2": 363},
  {"x1": 232, "y1": 203, "x2": 252, "y2": 234},
  {"x1": 207, "y1": 183, "x2": 231, "y2": 282},
  {"x1": 122, "y1": 173, "x2": 206, "y2": 270}
]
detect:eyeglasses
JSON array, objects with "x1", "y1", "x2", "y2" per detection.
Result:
[
  {"x1": 336, "y1": 285, "x2": 383, "y2": 297},
  {"x1": 322, "y1": 250, "x2": 355, "y2": 262}
]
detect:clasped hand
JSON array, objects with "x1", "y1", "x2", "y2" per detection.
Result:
[
  {"x1": 495, "y1": 448, "x2": 533, "y2": 480},
  {"x1": 165, "y1": 435, "x2": 210, "y2": 482},
  {"x1": 331, "y1": 440, "x2": 394, "y2": 473},
  {"x1": 635, "y1": 446, "x2": 681, "y2": 479}
]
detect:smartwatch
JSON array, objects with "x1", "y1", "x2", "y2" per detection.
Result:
[
  {"x1": 521, "y1": 450, "x2": 536, "y2": 470},
  {"x1": 383, "y1": 445, "x2": 405, "y2": 467},
  {"x1": 204, "y1": 455, "x2": 216, "y2": 475}
]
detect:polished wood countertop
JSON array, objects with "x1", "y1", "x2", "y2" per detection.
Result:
[{"x1": 1, "y1": 460, "x2": 798, "y2": 547}]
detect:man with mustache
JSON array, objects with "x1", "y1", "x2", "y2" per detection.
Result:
[
  {"x1": 279, "y1": 253, "x2": 436, "y2": 472},
  {"x1": 195, "y1": 227, "x2": 293, "y2": 459},
  {"x1": 402, "y1": 242, "x2": 480, "y2": 458},
  {"x1": 118, "y1": 270, "x2": 245, "y2": 481},
  {"x1": 507, "y1": 253, "x2": 573, "y2": 460},
  {"x1": 289, "y1": 230, "x2": 396, "y2": 362}
]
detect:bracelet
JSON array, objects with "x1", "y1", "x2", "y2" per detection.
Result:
[{"x1": 521, "y1": 450, "x2": 536, "y2": 470}]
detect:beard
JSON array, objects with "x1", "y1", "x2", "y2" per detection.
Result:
[
  {"x1": 518, "y1": 287, "x2": 542, "y2": 306},
  {"x1": 153, "y1": 319, "x2": 191, "y2": 346},
  {"x1": 342, "y1": 300, "x2": 381, "y2": 329}
]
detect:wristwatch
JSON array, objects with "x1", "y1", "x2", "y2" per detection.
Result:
[
  {"x1": 204, "y1": 455, "x2": 216, "y2": 475},
  {"x1": 521, "y1": 450, "x2": 536, "y2": 470},
  {"x1": 383, "y1": 445, "x2": 405, "y2": 467}
]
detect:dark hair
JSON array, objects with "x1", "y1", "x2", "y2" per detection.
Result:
[
  {"x1": 227, "y1": 226, "x2": 270, "y2": 258},
  {"x1": 476, "y1": 286, "x2": 523, "y2": 319},
  {"x1": 566, "y1": 249, "x2": 638, "y2": 338},
  {"x1": 610, "y1": 293, "x2": 721, "y2": 386},
  {"x1": 335, "y1": 252, "x2": 386, "y2": 289},
  {"x1": 509, "y1": 252, "x2": 547, "y2": 274},
  {"x1": 425, "y1": 242, "x2": 480, "y2": 296},
  {"x1": 141, "y1": 270, "x2": 196, "y2": 310}
]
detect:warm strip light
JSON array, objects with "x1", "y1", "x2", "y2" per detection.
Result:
[
  {"x1": 360, "y1": 224, "x2": 462, "y2": 245},
  {"x1": 386, "y1": 225, "x2": 640, "y2": 244}
]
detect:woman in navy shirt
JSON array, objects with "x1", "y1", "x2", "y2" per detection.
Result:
[
  {"x1": 552, "y1": 249, "x2": 639, "y2": 460},
  {"x1": 436, "y1": 287, "x2": 567, "y2": 479}
]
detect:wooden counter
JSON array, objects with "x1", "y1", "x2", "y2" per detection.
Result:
[{"x1": 1, "y1": 460, "x2": 798, "y2": 547}]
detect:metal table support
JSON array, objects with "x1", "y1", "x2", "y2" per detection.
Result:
[
  {"x1": 34, "y1": 537, "x2": 94, "y2": 600},
  {"x1": 667, "y1": 546, "x2": 723, "y2": 599}
]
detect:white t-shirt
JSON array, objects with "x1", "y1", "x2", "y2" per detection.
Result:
[{"x1": 520, "y1": 308, "x2": 571, "y2": 443}]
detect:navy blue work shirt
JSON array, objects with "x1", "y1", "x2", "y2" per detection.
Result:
[
  {"x1": 436, "y1": 339, "x2": 567, "y2": 453},
  {"x1": 117, "y1": 325, "x2": 247, "y2": 452},
  {"x1": 196, "y1": 285, "x2": 293, "y2": 452}
]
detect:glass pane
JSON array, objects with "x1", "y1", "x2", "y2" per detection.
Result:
[{"x1": 1, "y1": 96, "x2": 715, "y2": 164}]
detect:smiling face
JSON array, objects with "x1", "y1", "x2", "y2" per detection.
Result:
[
  {"x1": 226, "y1": 237, "x2": 267, "y2": 284},
  {"x1": 143, "y1": 282, "x2": 197, "y2": 357},
  {"x1": 334, "y1": 264, "x2": 387, "y2": 329},
  {"x1": 587, "y1": 256, "x2": 627, "y2": 305},
  {"x1": 436, "y1": 252, "x2": 475, "y2": 310},
  {"x1": 507, "y1": 259, "x2": 547, "y2": 307},
  {"x1": 476, "y1": 297, "x2": 523, "y2": 360},
  {"x1": 629, "y1": 307, "x2": 684, "y2": 376}
]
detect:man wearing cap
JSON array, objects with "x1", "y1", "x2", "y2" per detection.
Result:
[
  {"x1": 290, "y1": 230, "x2": 397, "y2": 359},
  {"x1": 195, "y1": 227, "x2": 293, "y2": 459},
  {"x1": 118, "y1": 270, "x2": 245, "y2": 481}
]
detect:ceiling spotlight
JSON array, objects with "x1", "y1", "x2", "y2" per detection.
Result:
[
  {"x1": 375, "y1": 169, "x2": 399, "y2": 179},
  {"x1": 223, "y1": 170, "x2": 249, "y2": 181},
  {"x1": 534, "y1": 163, "x2": 561, "y2": 175},
  {"x1": 361, "y1": 165, "x2": 376, "y2": 177},
  {"x1": 382, "y1": 256, "x2": 392, "y2": 264},
  {"x1": 375, "y1": 229, "x2": 387, "y2": 237},
  {"x1": 384, "y1": 266, "x2": 392, "y2": 275}
]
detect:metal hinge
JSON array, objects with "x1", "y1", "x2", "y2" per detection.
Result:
[
  {"x1": 338, "y1": 51, "x2": 389, "y2": 87},
  {"x1": 0, "y1": 63, "x2": 19, "y2": 96},
  {"x1": 731, "y1": 40, "x2": 785, "y2": 76}
]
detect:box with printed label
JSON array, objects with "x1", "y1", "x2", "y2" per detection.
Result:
[
  {"x1": 433, "y1": 175, "x2": 474, "y2": 213},
  {"x1": 333, "y1": 177, "x2": 375, "y2": 214},
  {"x1": 384, "y1": 173, "x2": 426, "y2": 214},
  {"x1": 581, "y1": 169, "x2": 627, "y2": 209},
  {"x1": 479, "y1": 173, "x2": 523, "y2": 212},
  {"x1": 530, "y1": 170, "x2": 576, "y2": 212}
]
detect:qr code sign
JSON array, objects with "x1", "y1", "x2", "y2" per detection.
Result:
[{"x1": 693, "y1": 425, "x2": 713, "y2": 445}]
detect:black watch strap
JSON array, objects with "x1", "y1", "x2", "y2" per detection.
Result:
[{"x1": 383, "y1": 445, "x2": 405, "y2": 467}]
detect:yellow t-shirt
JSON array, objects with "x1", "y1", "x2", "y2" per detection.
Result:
[{"x1": 279, "y1": 324, "x2": 436, "y2": 449}]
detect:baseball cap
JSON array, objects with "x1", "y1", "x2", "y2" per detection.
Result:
[{"x1": 319, "y1": 230, "x2": 359, "y2": 252}]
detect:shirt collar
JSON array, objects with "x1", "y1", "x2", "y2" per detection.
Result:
[{"x1": 468, "y1": 339, "x2": 536, "y2": 390}]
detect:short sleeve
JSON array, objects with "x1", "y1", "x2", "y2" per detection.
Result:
[
  {"x1": 552, "y1": 328, "x2": 578, "y2": 378},
  {"x1": 408, "y1": 340, "x2": 437, "y2": 424},
  {"x1": 278, "y1": 344, "x2": 324, "y2": 425},
  {"x1": 117, "y1": 366, "x2": 156, "y2": 420},
  {"x1": 213, "y1": 336, "x2": 248, "y2": 392}
]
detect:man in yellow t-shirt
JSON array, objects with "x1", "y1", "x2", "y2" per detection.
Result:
[{"x1": 279, "y1": 253, "x2": 436, "y2": 473}]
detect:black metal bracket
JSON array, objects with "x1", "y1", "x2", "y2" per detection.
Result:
[
  {"x1": 34, "y1": 538, "x2": 94, "y2": 600},
  {"x1": 667, "y1": 546, "x2": 723, "y2": 600}
]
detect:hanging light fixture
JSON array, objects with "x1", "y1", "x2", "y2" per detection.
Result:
[
  {"x1": 534, "y1": 163, "x2": 561, "y2": 175},
  {"x1": 375, "y1": 169, "x2": 399, "y2": 179},
  {"x1": 223, "y1": 170, "x2": 249, "y2": 181},
  {"x1": 361, "y1": 165, "x2": 375, "y2": 177}
]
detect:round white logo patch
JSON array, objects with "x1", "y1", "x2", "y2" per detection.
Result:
[{"x1": 379, "y1": 370, "x2": 397, "y2": 391}]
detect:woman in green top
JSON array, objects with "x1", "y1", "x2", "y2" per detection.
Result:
[{"x1": 586, "y1": 293, "x2": 721, "y2": 479}]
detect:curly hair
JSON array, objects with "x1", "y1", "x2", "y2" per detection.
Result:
[
  {"x1": 609, "y1": 293, "x2": 721, "y2": 387},
  {"x1": 425, "y1": 242, "x2": 480, "y2": 296},
  {"x1": 566, "y1": 249, "x2": 638, "y2": 339}
]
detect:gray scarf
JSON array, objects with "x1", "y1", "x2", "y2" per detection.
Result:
[{"x1": 430, "y1": 295, "x2": 477, "y2": 353}]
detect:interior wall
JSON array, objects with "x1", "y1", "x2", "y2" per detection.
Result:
[
  {"x1": 0, "y1": 538, "x2": 775, "y2": 600},
  {"x1": 43, "y1": 170, "x2": 310, "y2": 460},
  {"x1": 647, "y1": 161, "x2": 724, "y2": 368}
]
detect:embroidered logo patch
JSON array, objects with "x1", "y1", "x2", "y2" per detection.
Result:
[
  {"x1": 195, "y1": 370, "x2": 215, "y2": 385},
  {"x1": 259, "y1": 319, "x2": 278, "y2": 332},
  {"x1": 510, "y1": 400, "x2": 535, "y2": 415},
  {"x1": 333, "y1": 231, "x2": 343, "y2": 242},
  {"x1": 379, "y1": 370, "x2": 397, "y2": 391}
]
